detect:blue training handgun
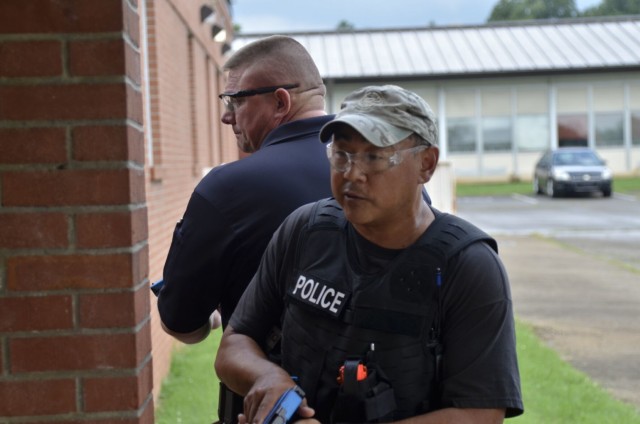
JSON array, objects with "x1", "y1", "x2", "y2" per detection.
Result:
[
  {"x1": 150, "y1": 279, "x2": 164, "y2": 297},
  {"x1": 263, "y1": 385, "x2": 305, "y2": 424}
]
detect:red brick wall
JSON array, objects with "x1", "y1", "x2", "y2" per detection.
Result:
[
  {"x1": 0, "y1": 0, "x2": 236, "y2": 420},
  {"x1": 143, "y1": 0, "x2": 236, "y2": 405},
  {"x1": 0, "y1": 0, "x2": 151, "y2": 422}
]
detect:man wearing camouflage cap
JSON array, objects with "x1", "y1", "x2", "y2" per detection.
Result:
[{"x1": 216, "y1": 85, "x2": 524, "y2": 424}]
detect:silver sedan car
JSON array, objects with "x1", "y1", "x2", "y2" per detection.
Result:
[{"x1": 533, "y1": 148, "x2": 613, "y2": 198}]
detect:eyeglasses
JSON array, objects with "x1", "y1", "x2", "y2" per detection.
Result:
[
  {"x1": 326, "y1": 142, "x2": 429, "y2": 174},
  {"x1": 218, "y1": 83, "x2": 299, "y2": 111}
]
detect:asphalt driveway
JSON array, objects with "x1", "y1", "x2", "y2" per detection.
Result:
[{"x1": 457, "y1": 194, "x2": 640, "y2": 411}]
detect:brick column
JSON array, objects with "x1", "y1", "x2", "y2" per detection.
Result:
[{"x1": 0, "y1": 0, "x2": 152, "y2": 423}]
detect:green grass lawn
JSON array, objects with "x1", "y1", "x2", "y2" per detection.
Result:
[
  {"x1": 155, "y1": 334, "x2": 221, "y2": 424},
  {"x1": 511, "y1": 321, "x2": 640, "y2": 424},
  {"x1": 614, "y1": 176, "x2": 640, "y2": 195},
  {"x1": 155, "y1": 322, "x2": 640, "y2": 423},
  {"x1": 457, "y1": 176, "x2": 640, "y2": 197}
]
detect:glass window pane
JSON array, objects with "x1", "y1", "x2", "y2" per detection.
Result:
[
  {"x1": 630, "y1": 84, "x2": 640, "y2": 109},
  {"x1": 516, "y1": 115, "x2": 549, "y2": 152},
  {"x1": 483, "y1": 117, "x2": 511, "y2": 152},
  {"x1": 557, "y1": 114, "x2": 588, "y2": 147},
  {"x1": 632, "y1": 84, "x2": 640, "y2": 146},
  {"x1": 447, "y1": 118, "x2": 476, "y2": 152},
  {"x1": 594, "y1": 113, "x2": 623, "y2": 147},
  {"x1": 633, "y1": 112, "x2": 640, "y2": 146}
]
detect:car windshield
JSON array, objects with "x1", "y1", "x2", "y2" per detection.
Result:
[{"x1": 553, "y1": 151, "x2": 603, "y2": 166}]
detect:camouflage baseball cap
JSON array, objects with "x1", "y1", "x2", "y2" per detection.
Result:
[{"x1": 320, "y1": 85, "x2": 438, "y2": 147}]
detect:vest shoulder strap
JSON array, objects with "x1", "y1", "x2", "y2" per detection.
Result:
[
  {"x1": 418, "y1": 212, "x2": 498, "y2": 262},
  {"x1": 308, "y1": 198, "x2": 347, "y2": 230},
  {"x1": 308, "y1": 199, "x2": 497, "y2": 261}
]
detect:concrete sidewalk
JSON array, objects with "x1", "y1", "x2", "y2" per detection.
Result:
[{"x1": 497, "y1": 235, "x2": 640, "y2": 411}]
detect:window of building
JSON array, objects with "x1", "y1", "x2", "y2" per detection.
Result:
[
  {"x1": 633, "y1": 112, "x2": 640, "y2": 146},
  {"x1": 557, "y1": 86, "x2": 588, "y2": 147},
  {"x1": 447, "y1": 118, "x2": 476, "y2": 152},
  {"x1": 481, "y1": 89, "x2": 511, "y2": 152},
  {"x1": 483, "y1": 117, "x2": 511, "y2": 151},
  {"x1": 595, "y1": 113, "x2": 624, "y2": 147},
  {"x1": 631, "y1": 83, "x2": 640, "y2": 146},
  {"x1": 557, "y1": 114, "x2": 588, "y2": 147},
  {"x1": 516, "y1": 87, "x2": 548, "y2": 151},
  {"x1": 594, "y1": 85, "x2": 624, "y2": 148},
  {"x1": 446, "y1": 90, "x2": 476, "y2": 153},
  {"x1": 516, "y1": 115, "x2": 549, "y2": 151}
]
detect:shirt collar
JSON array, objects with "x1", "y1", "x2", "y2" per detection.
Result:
[{"x1": 260, "y1": 115, "x2": 336, "y2": 149}]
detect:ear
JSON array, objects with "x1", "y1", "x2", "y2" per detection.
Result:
[
  {"x1": 418, "y1": 146, "x2": 440, "y2": 184},
  {"x1": 273, "y1": 88, "x2": 292, "y2": 119}
]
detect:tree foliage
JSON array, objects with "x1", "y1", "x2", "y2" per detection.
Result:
[
  {"x1": 581, "y1": 0, "x2": 640, "y2": 16},
  {"x1": 488, "y1": 0, "x2": 640, "y2": 21},
  {"x1": 336, "y1": 20, "x2": 355, "y2": 31},
  {"x1": 488, "y1": 0, "x2": 579, "y2": 21}
]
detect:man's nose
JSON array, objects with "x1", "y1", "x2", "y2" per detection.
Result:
[
  {"x1": 221, "y1": 109, "x2": 234, "y2": 125},
  {"x1": 342, "y1": 159, "x2": 366, "y2": 180}
]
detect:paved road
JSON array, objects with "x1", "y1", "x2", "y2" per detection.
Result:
[
  {"x1": 457, "y1": 193, "x2": 640, "y2": 269},
  {"x1": 457, "y1": 193, "x2": 640, "y2": 412}
]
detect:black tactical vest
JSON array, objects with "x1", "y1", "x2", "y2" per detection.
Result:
[{"x1": 280, "y1": 199, "x2": 496, "y2": 423}]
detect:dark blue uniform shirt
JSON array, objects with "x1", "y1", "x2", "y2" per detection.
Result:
[{"x1": 159, "y1": 115, "x2": 335, "y2": 330}]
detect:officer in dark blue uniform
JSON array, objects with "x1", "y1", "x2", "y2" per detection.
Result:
[{"x1": 157, "y1": 35, "x2": 334, "y2": 423}]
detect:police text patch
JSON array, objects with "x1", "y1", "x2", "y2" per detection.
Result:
[{"x1": 289, "y1": 274, "x2": 349, "y2": 318}]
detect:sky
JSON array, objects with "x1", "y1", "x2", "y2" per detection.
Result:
[{"x1": 231, "y1": 0, "x2": 603, "y2": 34}]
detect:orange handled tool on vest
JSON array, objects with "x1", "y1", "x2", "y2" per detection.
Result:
[{"x1": 337, "y1": 361, "x2": 368, "y2": 385}]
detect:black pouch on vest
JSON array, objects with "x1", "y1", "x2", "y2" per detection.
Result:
[{"x1": 331, "y1": 358, "x2": 396, "y2": 423}]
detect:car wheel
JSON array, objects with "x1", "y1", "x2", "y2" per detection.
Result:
[
  {"x1": 603, "y1": 187, "x2": 612, "y2": 197},
  {"x1": 533, "y1": 177, "x2": 543, "y2": 195},
  {"x1": 546, "y1": 180, "x2": 559, "y2": 198}
]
